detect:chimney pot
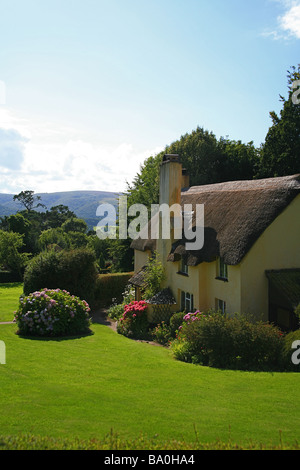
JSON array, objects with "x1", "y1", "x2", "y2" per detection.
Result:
[{"x1": 163, "y1": 154, "x2": 181, "y2": 163}]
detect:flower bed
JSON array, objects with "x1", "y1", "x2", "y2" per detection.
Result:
[{"x1": 117, "y1": 300, "x2": 149, "y2": 339}]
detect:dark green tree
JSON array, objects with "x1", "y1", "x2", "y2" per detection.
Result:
[
  {"x1": 43, "y1": 205, "x2": 76, "y2": 229},
  {"x1": 258, "y1": 65, "x2": 300, "y2": 177},
  {"x1": 0, "y1": 230, "x2": 30, "y2": 277},
  {"x1": 7, "y1": 213, "x2": 32, "y2": 253},
  {"x1": 126, "y1": 155, "x2": 162, "y2": 209},
  {"x1": 61, "y1": 217, "x2": 87, "y2": 234}
]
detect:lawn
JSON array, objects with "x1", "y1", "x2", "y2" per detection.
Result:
[
  {"x1": 0, "y1": 283, "x2": 300, "y2": 449},
  {"x1": 0, "y1": 283, "x2": 23, "y2": 322}
]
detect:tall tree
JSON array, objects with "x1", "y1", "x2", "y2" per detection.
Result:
[
  {"x1": 13, "y1": 190, "x2": 46, "y2": 212},
  {"x1": 0, "y1": 230, "x2": 29, "y2": 276},
  {"x1": 258, "y1": 65, "x2": 300, "y2": 177}
]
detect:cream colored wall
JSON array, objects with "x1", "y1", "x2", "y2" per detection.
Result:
[
  {"x1": 163, "y1": 261, "x2": 199, "y2": 310},
  {"x1": 164, "y1": 259, "x2": 241, "y2": 314},
  {"x1": 134, "y1": 249, "x2": 151, "y2": 273},
  {"x1": 205, "y1": 262, "x2": 241, "y2": 314},
  {"x1": 240, "y1": 194, "x2": 300, "y2": 320}
]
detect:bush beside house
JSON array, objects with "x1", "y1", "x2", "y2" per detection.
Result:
[
  {"x1": 152, "y1": 309, "x2": 298, "y2": 372},
  {"x1": 170, "y1": 311, "x2": 284, "y2": 371}
]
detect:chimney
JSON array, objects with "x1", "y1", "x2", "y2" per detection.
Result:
[
  {"x1": 159, "y1": 154, "x2": 182, "y2": 206},
  {"x1": 157, "y1": 154, "x2": 182, "y2": 262},
  {"x1": 181, "y1": 168, "x2": 190, "y2": 190}
]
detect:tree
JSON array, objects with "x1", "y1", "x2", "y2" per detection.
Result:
[
  {"x1": 126, "y1": 155, "x2": 162, "y2": 209},
  {"x1": 7, "y1": 213, "x2": 32, "y2": 253},
  {"x1": 108, "y1": 237, "x2": 133, "y2": 273},
  {"x1": 125, "y1": 126, "x2": 260, "y2": 212},
  {"x1": 258, "y1": 65, "x2": 300, "y2": 177},
  {"x1": 43, "y1": 205, "x2": 76, "y2": 229},
  {"x1": 13, "y1": 190, "x2": 46, "y2": 212},
  {"x1": 38, "y1": 228, "x2": 69, "y2": 251},
  {"x1": 0, "y1": 230, "x2": 30, "y2": 276},
  {"x1": 165, "y1": 127, "x2": 226, "y2": 186},
  {"x1": 61, "y1": 217, "x2": 87, "y2": 234},
  {"x1": 218, "y1": 138, "x2": 260, "y2": 181}
]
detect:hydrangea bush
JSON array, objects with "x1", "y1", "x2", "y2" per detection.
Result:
[
  {"x1": 14, "y1": 288, "x2": 91, "y2": 337},
  {"x1": 117, "y1": 300, "x2": 149, "y2": 339}
]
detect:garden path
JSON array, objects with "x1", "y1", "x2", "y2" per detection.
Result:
[{"x1": 91, "y1": 308, "x2": 117, "y2": 331}]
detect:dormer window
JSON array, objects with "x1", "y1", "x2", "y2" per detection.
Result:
[{"x1": 217, "y1": 257, "x2": 228, "y2": 281}]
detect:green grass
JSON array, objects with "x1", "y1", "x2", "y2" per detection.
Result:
[
  {"x1": 0, "y1": 283, "x2": 300, "y2": 449},
  {"x1": 1, "y1": 323, "x2": 300, "y2": 448},
  {"x1": 0, "y1": 283, "x2": 23, "y2": 322}
]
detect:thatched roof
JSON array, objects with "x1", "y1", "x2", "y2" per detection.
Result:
[{"x1": 131, "y1": 174, "x2": 300, "y2": 266}]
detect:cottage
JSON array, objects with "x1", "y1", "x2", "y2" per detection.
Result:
[{"x1": 130, "y1": 154, "x2": 300, "y2": 331}]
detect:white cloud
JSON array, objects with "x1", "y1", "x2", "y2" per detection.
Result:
[
  {"x1": 264, "y1": 0, "x2": 300, "y2": 40},
  {"x1": 0, "y1": 109, "x2": 162, "y2": 195},
  {"x1": 279, "y1": 1, "x2": 300, "y2": 38}
]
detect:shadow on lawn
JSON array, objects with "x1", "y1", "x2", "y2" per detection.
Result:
[
  {"x1": 15, "y1": 329, "x2": 94, "y2": 342},
  {"x1": 0, "y1": 282, "x2": 23, "y2": 290}
]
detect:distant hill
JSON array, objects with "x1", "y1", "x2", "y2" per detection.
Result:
[{"x1": 0, "y1": 190, "x2": 121, "y2": 230}]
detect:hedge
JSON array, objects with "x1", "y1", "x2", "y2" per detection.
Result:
[
  {"x1": 94, "y1": 272, "x2": 134, "y2": 307},
  {"x1": 23, "y1": 248, "x2": 98, "y2": 304}
]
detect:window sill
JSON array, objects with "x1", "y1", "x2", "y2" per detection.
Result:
[
  {"x1": 177, "y1": 272, "x2": 189, "y2": 277},
  {"x1": 215, "y1": 276, "x2": 228, "y2": 282}
]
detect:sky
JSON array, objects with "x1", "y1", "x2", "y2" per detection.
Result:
[{"x1": 0, "y1": 0, "x2": 299, "y2": 195}]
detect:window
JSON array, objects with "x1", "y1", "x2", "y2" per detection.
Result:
[
  {"x1": 216, "y1": 298, "x2": 226, "y2": 314},
  {"x1": 179, "y1": 258, "x2": 188, "y2": 275},
  {"x1": 217, "y1": 257, "x2": 228, "y2": 280},
  {"x1": 181, "y1": 291, "x2": 194, "y2": 311}
]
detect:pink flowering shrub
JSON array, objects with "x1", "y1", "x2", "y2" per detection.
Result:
[
  {"x1": 182, "y1": 310, "x2": 205, "y2": 324},
  {"x1": 172, "y1": 310, "x2": 285, "y2": 371},
  {"x1": 117, "y1": 300, "x2": 149, "y2": 339},
  {"x1": 15, "y1": 288, "x2": 91, "y2": 337}
]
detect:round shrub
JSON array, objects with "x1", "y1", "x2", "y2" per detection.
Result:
[
  {"x1": 15, "y1": 288, "x2": 92, "y2": 337},
  {"x1": 23, "y1": 248, "x2": 98, "y2": 304},
  {"x1": 117, "y1": 300, "x2": 149, "y2": 339},
  {"x1": 169, "y1": 311, "x2": 186, "y2": 337}
]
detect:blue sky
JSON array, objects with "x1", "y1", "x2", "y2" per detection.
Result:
[{"x1": 0, "y1": 0, "x2": 299, "y2": 194}]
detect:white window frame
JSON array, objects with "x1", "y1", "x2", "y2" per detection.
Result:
[
  {"x1": 216, "y1": 298, "x2": 226, "y2": 314},
  {"x1": 181, "y1": 291, "x2": 194, "y2": 312}
]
